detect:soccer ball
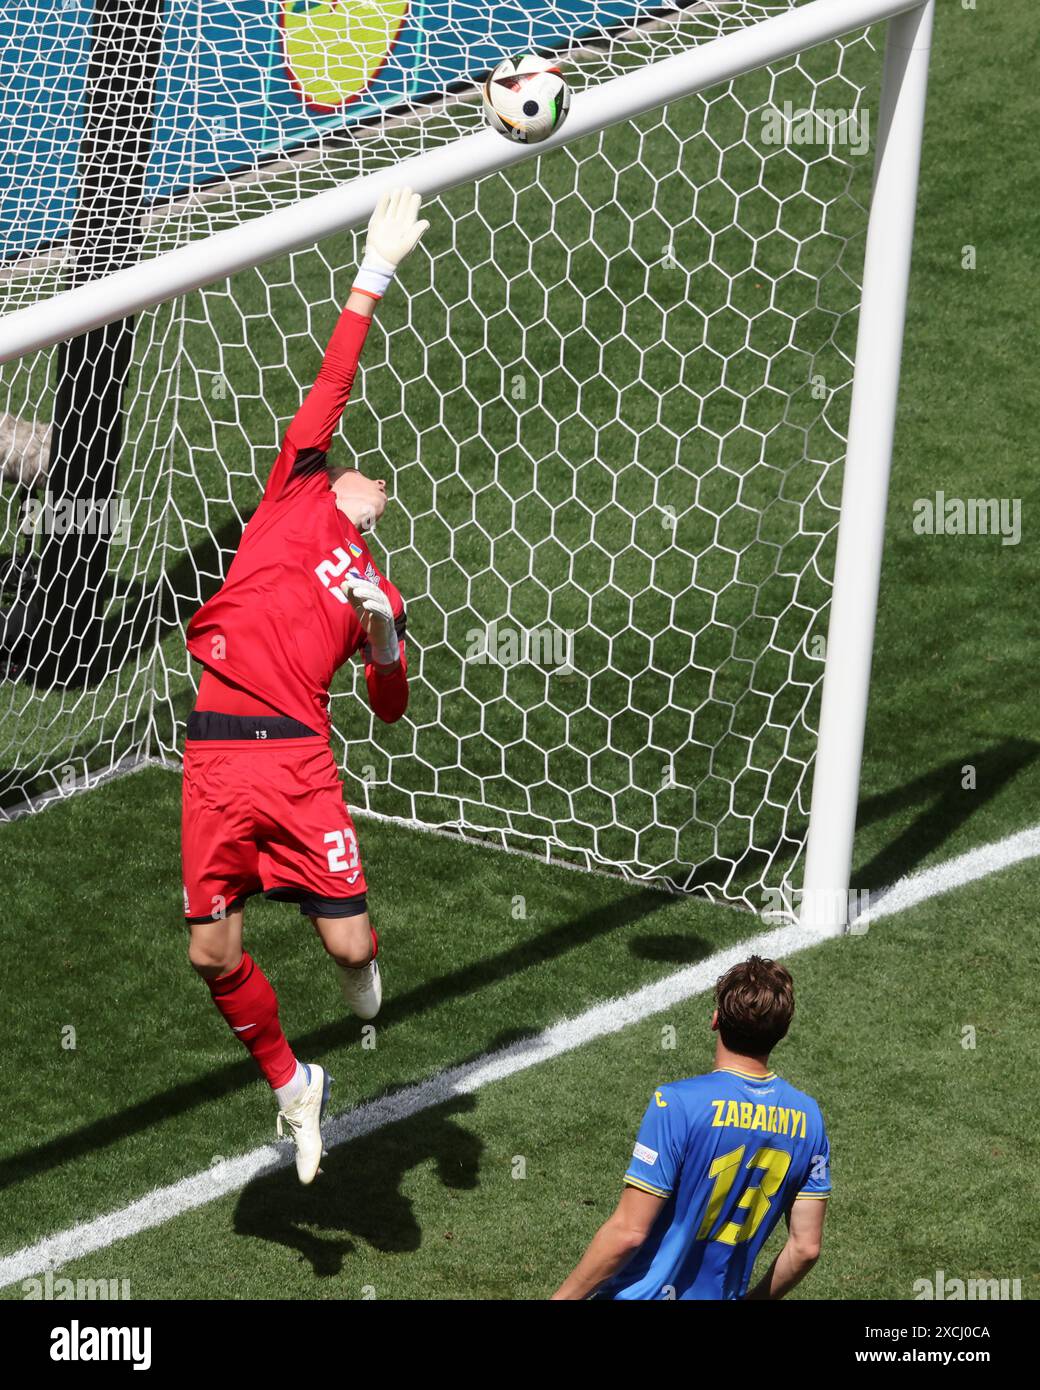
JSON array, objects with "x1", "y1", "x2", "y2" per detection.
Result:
[{"x1": 482, "y1": 54, "x2": 571, "y2": 144}]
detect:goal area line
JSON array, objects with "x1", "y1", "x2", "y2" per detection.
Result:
[
  {"x1": 0, "y1": 752, "x2": 683, "y2": 897},
  {"x1": 19, "y1": 745, "x2": 1027, "y2": 920}
]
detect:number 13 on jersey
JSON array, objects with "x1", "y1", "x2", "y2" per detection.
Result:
[{"x1": 696, "y1": 1145, "x2": 792, "y2": 1246}]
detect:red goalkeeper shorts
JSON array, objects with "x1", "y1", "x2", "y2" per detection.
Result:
[{"x1": 181, "y1": 728, "x2": 368, "y2": 924}]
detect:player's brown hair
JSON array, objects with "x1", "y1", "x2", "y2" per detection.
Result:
[{"x1": 713, "y1": 955, "x2": 795, "y2": 1057}]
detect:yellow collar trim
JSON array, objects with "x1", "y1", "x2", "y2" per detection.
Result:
[{"x1": 713, "y1": 1066, "x2": 776, "y2": 1081}]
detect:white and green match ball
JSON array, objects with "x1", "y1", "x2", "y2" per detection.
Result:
[{"x1": 482, "y1": 54, "x2": 571, "y2": 145}]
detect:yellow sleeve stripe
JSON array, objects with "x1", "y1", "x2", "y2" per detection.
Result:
[
  {"x1": 794, "y1": 1191, "x2": 831, "y2": 1201},
  {"x1": 624, "y1": 1175, "x2": 671, "y2": 1198}
]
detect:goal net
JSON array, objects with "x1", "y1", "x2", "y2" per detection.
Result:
[{"x1": 0, "y1": 1, "x2": 917, "y2": 912}]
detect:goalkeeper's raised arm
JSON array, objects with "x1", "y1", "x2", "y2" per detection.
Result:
[
  {"x1": 187, "y1": 185, "x2": 428, "y2": 739},
  {"x1": 261, "y1": 187, "x2": 430, "y2": 509}
]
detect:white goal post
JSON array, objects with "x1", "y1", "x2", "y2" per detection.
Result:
[
  {"x1": 798, "y1": 0, "x2": 934, "y2": 929},
  {"x1": 0, "y1": 0, "x2": 936, "y2": 930}
]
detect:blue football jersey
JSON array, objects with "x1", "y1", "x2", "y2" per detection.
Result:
[{"x1": 597, "y1": 1068, "x2": 831, "y2": 1300}]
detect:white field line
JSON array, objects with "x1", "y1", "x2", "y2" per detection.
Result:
[
  {"x1": 0, "y1": 754, "x2": 162, "y2": 823},
  {"x1": 3, "y1": 821, "x2": 1038, "y2": 1289},
  {"x1": 0, "y1": 753, "x2": 683, "y2": 895},
  {"x1": 857, "y1": 823, "x2": 1040, "y2": 923}
]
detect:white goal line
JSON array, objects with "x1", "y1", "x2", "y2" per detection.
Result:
[
  {"x1": 0, "y1": 815, "x2": 1035, "y2": 1291},
  {"x1": 0, "y1": 0, "x2": 923, "y2": 365}
]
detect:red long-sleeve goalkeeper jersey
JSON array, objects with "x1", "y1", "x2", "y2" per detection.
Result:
[{"x1": 185, "y1": 307, "x2": 408, "y2": 737}]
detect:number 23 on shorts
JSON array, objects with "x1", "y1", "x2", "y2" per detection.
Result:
[{"x1": 324, "y1": 826, "x2": 359, "y2": 875}]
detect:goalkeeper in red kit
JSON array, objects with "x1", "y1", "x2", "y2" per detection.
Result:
[{"x1": 181, "y1": 189, "x2": 428, "y2": 1184}]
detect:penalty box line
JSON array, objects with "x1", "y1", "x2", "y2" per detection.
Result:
[{"x1": 2, "y1": 821, "x2": 1038, "y2": 1290}]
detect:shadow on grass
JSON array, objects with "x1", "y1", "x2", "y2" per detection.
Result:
[
  {"x1": 626, "y1": 931, "x2": 718, "y2": 964},
  {"x1": 852, "y1": 737, "x2": 1039, "y2": 893},
  {"x1": 6, "y1": 512, "x2": 243, "y2": 695},
  {"x1": 676, "y1": 737, "x2": 1039, "y2": 912},
  {"x1": 232, "y1": 1096, "x2": 482, "y2": 1277},
  {"x1": 0, "y1": 515, "x2": 243, "y2": 810},
  {"x1": 0, "y1": 887, "x2": 671, "y2": 1193}
]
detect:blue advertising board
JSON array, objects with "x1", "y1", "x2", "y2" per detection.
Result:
[{"x1": 0, "y1": 1, "x2": 645, "y2": 259}]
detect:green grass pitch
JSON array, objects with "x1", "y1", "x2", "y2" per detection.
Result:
[
  {"x1": 1, "y1": 767, "x2": 1038, "y2": 1299},
  {"x1": 1, "y1": 0, "x2": 1038, "y2": 1299}
]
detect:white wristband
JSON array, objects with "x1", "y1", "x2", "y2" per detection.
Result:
[
  {"x1": 370, "y1": 627, "x2": 400, "y2": 668},
  {"x1": 353, "y1": 249, "x2": 397, "y2": 300}
]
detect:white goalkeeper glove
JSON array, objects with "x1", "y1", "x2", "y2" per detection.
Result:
[
  {"x1": 340, "y1": 573, "x2": 400, "y2": 667},
  {"x1": 352, "y1": 187, "x2": 430, "y2": 301}
]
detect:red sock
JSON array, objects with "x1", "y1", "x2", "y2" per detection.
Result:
[
  {"x1": 207, "y1": 953, "x2": 297, "y2": 1090},
  {"x1": 369, "y1": 926, "x2": 378, "y2": 960}
]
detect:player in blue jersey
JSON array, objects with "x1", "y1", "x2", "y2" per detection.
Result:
[{"x1": 552, "y1": 955, "x2": 830, "y2": 1300}]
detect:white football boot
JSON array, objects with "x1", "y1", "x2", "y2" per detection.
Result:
[
  {"x1": 276, "y1": 1063, "x2": 331, "y2": 1185},
  {"x1": 340, "y1": 958, "x2": 382, "y2": 1020}
]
